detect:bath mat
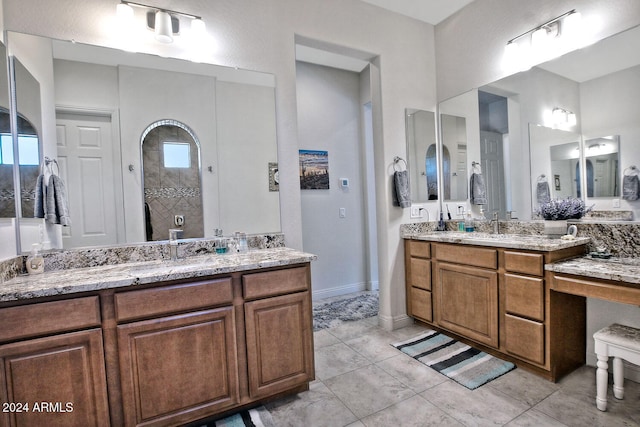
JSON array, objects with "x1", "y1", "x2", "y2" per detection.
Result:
[
  {"x1": 313, "y1": 292, "x2": 379, "y2": 331},
  {"x1": 194, "y1": 405, "x2": 275, "y2": 427},
  {"x1": 392, "y1": 329, "x2": 515, "y2": 390}
]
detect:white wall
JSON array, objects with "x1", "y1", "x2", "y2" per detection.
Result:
[
  {"x1": 216, "y1": 81, "x2": 280, "y2": 234},
  {"x1": 296, "y1": 61, "x2": 368, "y2": 299},
  {"x1": 3, "y1": 0, "x2": 437, "y2": 329}
]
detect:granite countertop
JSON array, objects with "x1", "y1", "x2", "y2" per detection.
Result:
[
  {"x1": 403, "y1": 231, "x2": 590, "y2": 251},
  {"x1": 0, "y1": 248, "x2": 317, "y2": 302},
  {"x1": 546, "y1": 255, "x2": 640, "y2": 285}
]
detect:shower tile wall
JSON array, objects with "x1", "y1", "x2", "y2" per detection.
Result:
[{"x1": 143, "y1": 125, "x2": 203, "y2": 241}]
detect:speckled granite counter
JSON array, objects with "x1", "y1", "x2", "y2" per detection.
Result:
[
  {"x1": 546, "y1": 256, "x2": 640, "y2": 285},
  {"x1": 402, "y1": 231, "x2": 590, "y2": 251},
  {"x1": 0, "y1": 248, "x2": 316, "y2": 302}
]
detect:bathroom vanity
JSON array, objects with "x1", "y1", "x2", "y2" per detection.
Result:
[
  {"x1": 0, "y1": 248, "x2": 315, "y2": 427},
  {"x1": 404, "y1": 232, "x2": 590, "y2": 381}
]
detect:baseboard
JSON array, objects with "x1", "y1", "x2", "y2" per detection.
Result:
[
  {"x1": 586, "y1": 354, "x2": 640, "y2": 383},
  {"x1": 367, "y1": 280, "x2": 379, "y2": 291},
  {"x1": 312, "y1": 282, "x2": 368, "y2": 300},
  {"x1": 378, "y1": 313, "x2": 413, "y2": 332}
]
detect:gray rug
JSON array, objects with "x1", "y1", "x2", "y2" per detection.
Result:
[{"x1": 313, "y1": 293, "x2": 379, "y2": 331}]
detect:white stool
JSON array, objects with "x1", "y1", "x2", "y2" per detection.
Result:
[{"x1": 593, "y1": 323, "x2": 640, "y2": 411}]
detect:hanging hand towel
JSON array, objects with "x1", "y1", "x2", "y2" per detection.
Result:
[
  {"x1": 536, "y1": 181, "x2": 551, "y2": 204},
  {"x1": 34, "y1": 174, "x2": 46, "y2": 218},
  {"x1": 622, "y1": 175, "x2": 639, "y2": 201},
  {"x1": 45, "y1": 174, "x2": 71, "y2": 226},
  {"x1": 393, "y1": 170, "x2": 411, "y2": 208},
  {"x1": 470, "y1": 173, "x2": 487, "y2": 205}
]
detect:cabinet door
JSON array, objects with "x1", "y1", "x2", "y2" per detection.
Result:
[
  {"x1": 435, "y1": 262, "x2": 499, "y2": 348},
  {"x1": 118, "y1": 308, "x2": 238, "y2": 427},
  {"x1": 245, "y1": 292, "x2": 314, "y2": 399},
  {"x1": 0, "y1": 329, "x2": 110, "y2": 427}
]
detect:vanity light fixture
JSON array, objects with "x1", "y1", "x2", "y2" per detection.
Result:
[
  {"x1": 116, "y1": 1, "x2": 206, "y2": 44},
  {"x1": 550, "y1": 107, "x2": 577, "y2": 128},
  {"x1": 503, "y1": 9, "x2": 583, "y2": 72}
]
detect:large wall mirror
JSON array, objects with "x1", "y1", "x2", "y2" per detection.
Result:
[
  {"x1": 7, "y1": 31, "x2": 281, "y2": 255},
  {"x1": 437, "y1": 23, "x2": 640, "y2": 220}
]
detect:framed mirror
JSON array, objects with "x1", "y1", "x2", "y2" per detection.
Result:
[
  {"x1": 8, "y1": 31, "x2": 281, "y2": 254},
  {"x1": 405, "y1": 109, "x2": 437, "y2": 202}
]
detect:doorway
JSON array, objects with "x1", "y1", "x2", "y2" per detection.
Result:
[{"x1": 296, "y1": 56, "x2": 377, "y2": 300}]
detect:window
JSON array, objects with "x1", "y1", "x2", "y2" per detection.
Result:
[
  {"x1": 0, "y1": 134, "x2": 39, "y2": 165},
  {"x1": 163, "y1": 142, "x2": 191, "y2": 168}
]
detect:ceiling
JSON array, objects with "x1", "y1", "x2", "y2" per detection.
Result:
[{"x1": 359, "y1": 0, "x2": 475, "y2": 25}]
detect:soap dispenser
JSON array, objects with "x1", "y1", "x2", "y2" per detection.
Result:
[{"x1": 26, "y1": 243, "x2": 44, "y2": 274}]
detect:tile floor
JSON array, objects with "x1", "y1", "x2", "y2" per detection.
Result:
[{"x1": 264, "y1": 314, "x2": 640, "y2": 426}]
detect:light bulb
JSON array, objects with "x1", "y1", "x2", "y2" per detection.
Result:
[
  {"x1": 116, "y1": 2, "x2": 134, "y2": 23},
  {"x1": 155, "y1": 10, "x2": 173, "y2": 43},
  {"x1": 191, "y1": 18, "x2": 206, "y2": 37}
]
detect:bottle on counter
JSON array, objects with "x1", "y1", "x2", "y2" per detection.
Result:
[{"x1": 26, "y1": 243, "x2": 45, "y2": 274}]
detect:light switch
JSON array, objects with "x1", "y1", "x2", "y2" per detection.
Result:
[{"x1": 339, "y1": 208, "x2": 346, "y2": 218}]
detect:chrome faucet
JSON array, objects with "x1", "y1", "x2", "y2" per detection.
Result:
[{"x1": 491, "y1": 212, "x2": 500, "y2": 234}]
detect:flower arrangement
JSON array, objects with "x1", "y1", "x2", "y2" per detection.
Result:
[{"x1": 536, "y1": 197, "x2": 592, "y2": 220}]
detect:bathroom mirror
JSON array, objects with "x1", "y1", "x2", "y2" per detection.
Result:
[
  {"x1": 8, "y1": 31, "x2": 280, "y2": 253},
  {"x1": 584, "y1": 135, "x2": 620, "y2": 198},
  {"x1": 530, "y1": 124, "x2": 581, "y2": 205},
  {"x1": 439, "y1": 24, "x2": 640, "y2": 219},
  {"x1": 405, "y1": 109, "x2": 437, "y2": 202}
]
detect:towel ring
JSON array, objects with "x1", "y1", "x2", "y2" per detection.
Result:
[
  {"x1": 42, "y1": 157, "x2": 59, "y2": 176},
  {"x1": 471, "y1": 161, "x2": 482, "y2": 174},
  {"x1": 537, "y1": 174, "x2": 548, "y2": 182},
  {"x1": 393, "y1": 156, "x2": 407, "y2": 172},
  {"x1": 624, "y1": 165, "x2": 639, "y2": 176}
]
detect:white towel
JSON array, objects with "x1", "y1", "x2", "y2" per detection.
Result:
[
  {"x1": 45, "y1": 174, "x2": 71, "y2": 226},
  {"x1": 393, "y1": 170, "x2": 411, "y2": 208},
  {"x1": 470, "y1": 173, "x2": 487, "y2": 205}
]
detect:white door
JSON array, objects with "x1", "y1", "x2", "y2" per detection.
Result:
[
  {"x1": 56, "y1": 111, "x2": 123, "y2": 248},
  {"x1": 480, "y1": 131, "x2": 506, "y2": 217}
]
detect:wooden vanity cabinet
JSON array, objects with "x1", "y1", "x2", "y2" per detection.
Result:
[
  {"x1": 405, "y1": 240, "x2": 587, "y2": 381},
  {"x1": 0, "y1": 297, "x2": 110, "y2": 427},
  {"x1": 404, "y1": 240, "x2": 432, "y2": 322},
  {"x1": 243, "y1": 267, "x2": 314, "y2": 400}
]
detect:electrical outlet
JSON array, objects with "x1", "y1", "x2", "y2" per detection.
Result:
[
  {"x1": 410, "y1": 205, "x2": 425, "y2": 219},
  {"x1": 339, "y1": 207, "x2": 346, "y2": 218},
  {"x1": 613, "y1": 198, "x2": 620, "y2": 208}
]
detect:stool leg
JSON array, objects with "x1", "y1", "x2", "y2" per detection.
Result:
[
  {"x1": 596, "y1": 354, "x2": 609, "y2": 411},
  {"x1": 612, "y1": 357, "x2": 624, "y2": 400}
]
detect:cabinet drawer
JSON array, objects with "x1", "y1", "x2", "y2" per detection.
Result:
[
  {"x1": 410, "y1": 287, "x2": 432, "y2": 322},
  {"x1": 409, "y1": 258, "x2": 431, "y2": 291},
  {"x1": 504, "y1": 251, "x2": 544, "y2": 276},
  {"x1": 0, "y1": 297, "x2": 101, "y2": 343},
  {"x1": 504, "y1": 274, "x2": 544, "y2": 321},
  {"x1": 435, "y1": 244, "x2": 497, "y2": 269},
  {"x1": 115, "y1": 278, "x2": 232, "y2": 322},
  {"x1": 243, "y1": 266, "x2": 309, "y2": 300},
  {"x1": 407, "y1": 240, "x2": 430, "y2": 259},
  {"x1": 505, "y1": 314, "x2": 544, "y2": 365}
]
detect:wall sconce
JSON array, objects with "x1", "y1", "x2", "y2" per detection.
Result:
[
  {"x1": 550, "y1": 107, "x2": 577, "y2": 128},
  {"x1": 116, "y1": 1, "x2": 206, "y2": 44},
  {"x1": 503, "y1": 9, "x2": 583, "y2": 72}
]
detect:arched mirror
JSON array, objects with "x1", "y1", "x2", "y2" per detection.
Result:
[{"x1": 141, "y1": 120, "x2": 203, "y2": 241}]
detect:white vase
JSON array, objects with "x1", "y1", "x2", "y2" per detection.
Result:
[{"x1": 544, "y1": 219, "x2": 567, "y2": 238}]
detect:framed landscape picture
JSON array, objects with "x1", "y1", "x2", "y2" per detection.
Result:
[{"x1": 299, "y1": 150, "x2": 329, "y2": 190}]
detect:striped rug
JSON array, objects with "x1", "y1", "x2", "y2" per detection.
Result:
[{"x1": 392, "y1": 329, "x2": 515, "y2": 390}]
